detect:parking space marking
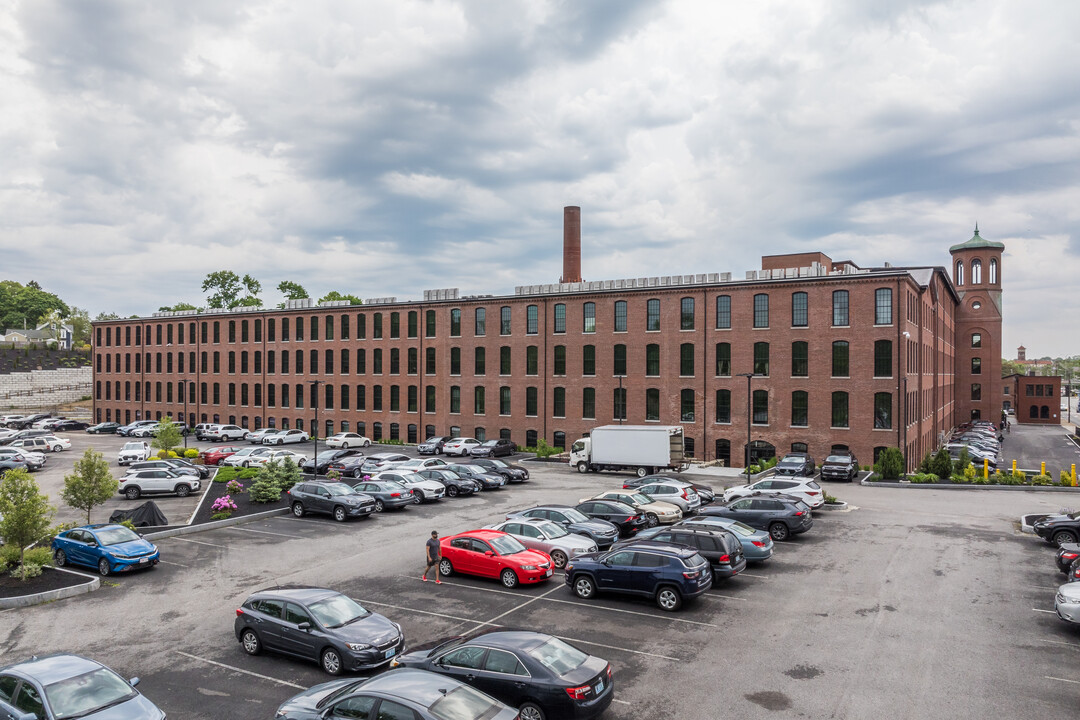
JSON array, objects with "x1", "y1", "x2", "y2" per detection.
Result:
[
  {"x1": 1032, "y1": 609, "x2": 1057, "y2": 614},
  {"x1": 226, "y1": 526, "x2": 304, "y2": 539},
  {"x1": 467, "y1": 586, "x2": 563, "y2": 632},
  {"x1": 557, "y1": 636, "x2": 680, "y2": 662},
  {"x1": 701, "y1": 593, "x2": 746, "y2": 602},
  {"x1": 362, "y1": 600, "x2": 493, "y2": 626},
  {"x1": 739, "y1": 572, "x2": 769, "y2": 579},
  {"x1": 278, "y1": 517, "x2": 352, "y2": 528},
  {"x1": 174, "y1": 651, "x2": 305, "y2": 689},
  {"x1": 165, "y1": 537, "x2": 224, "y2": 548},
  {"x1": 612, "y1": 698, "x2": 631, "y2": 705},
  {"x1": 1039, "y1": 639, "x2": 1080, "y2": 649},
  {"x1": 158, "y1": 560, "x2": 189, "y2": 568},
  {"x1": 1045, "y1": 676, "x2": 1080, "y2": 685}
]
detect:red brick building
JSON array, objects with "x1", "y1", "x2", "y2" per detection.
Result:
[
  {"x1": 91, "y1": 210, "x2": 1002, "y2": 470},
  {"x1": 1005, "y1": 374, "x2": 1062, "y2": 424}
]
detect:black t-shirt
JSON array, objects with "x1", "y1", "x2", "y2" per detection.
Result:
[{"x1": 426, "y1": 538, "x2": 440, "y2": 560}]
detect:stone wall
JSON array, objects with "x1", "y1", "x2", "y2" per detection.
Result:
[{"x1": 0, "y1": 367, "x2": 92, "y2": 409}]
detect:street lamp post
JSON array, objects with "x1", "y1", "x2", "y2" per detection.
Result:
[
  {"x1": 180, "y1": 378, "x2": 190, "y2": 450},
  {"x1": 308, "y1": 380, "x2": 324, "y2": 477},
  {"x1": 617, "y1": 376, "x2": 624, "y2": 425},
  {"x1": 737, "y1": 373, "x2": 756, "y2": 483}
]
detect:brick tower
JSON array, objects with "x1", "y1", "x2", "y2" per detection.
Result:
[{"x1": 951, "y1": 225, "x2": 1004, "y2": 422}]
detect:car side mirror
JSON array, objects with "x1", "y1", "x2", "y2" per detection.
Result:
[
  {"x1": 128, "y1": 677, "x2": 140, "y2": 687},
  {"x1": 485, "y1": 550, "x2": 494, "y2": 556},
  {"x1": 298, "y1": 622, "x2": 311, "y2": 631},
  {"x1": 87, "y1": 541, "x2": 97, "y2": 547}
]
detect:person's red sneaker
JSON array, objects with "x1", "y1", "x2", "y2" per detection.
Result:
[
  {"x1": 435, "y1": 580, "x2": 442, "y2": 584},
  {"x1": 421, "y1": 576, "x2": 427, "y2": 582}
]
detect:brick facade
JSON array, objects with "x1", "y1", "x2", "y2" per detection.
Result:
[{"x1": 1007, "y1": 374, "x2": 1062, "y2": 424}]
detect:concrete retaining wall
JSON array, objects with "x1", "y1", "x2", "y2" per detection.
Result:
[{"x1": 0, "y1": 367, "x2": 92, "y2": 408}]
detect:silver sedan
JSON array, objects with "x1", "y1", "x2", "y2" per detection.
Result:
[{"x1": 485, "y1": 517, "x2": 597, "y2": 569}]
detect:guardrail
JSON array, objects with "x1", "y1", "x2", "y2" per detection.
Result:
[{"x1": 0, "y1": 383, "x2": 92, "y2": 400}]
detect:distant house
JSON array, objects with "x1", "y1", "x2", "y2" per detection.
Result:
[{"x1": 1, "y1": 323, "x2": 74, "y2": 350}]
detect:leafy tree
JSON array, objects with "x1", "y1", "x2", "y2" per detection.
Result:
[
  {"x1": 249, "y1": 464, "x2": 283, "y2": 504},
  {"x1": 0, "y1": 469, "x2": 55, "y2": 568},
  {"x1": 956, "y1": 446, "x2": 971, "y2": 472},
  {"x1": 277, "y1": 458, "x2": 303, "y2": 494},
  {"x1": 68, "y1": 306, "x2": 92, "y2": 345},
  {"x1": 930, "y1": 448, "x2": 953, "y2": 479},
  {"x1": 202, "y1": 271, "x2": 263, "y2": 309},
  {"x1": 159, "y1": 302, "x2": 200, "y2": 312},
  {"x1": 278, "y1": 281, "x2": 309, "y2": 300},
  {"x1": 61, "y1": 449, "x2": 119, "y2": 524},
  {"x1": 318, "y1": 290, "x2": 363, "y2": 306},
  {"x1": 0, "y1": 280, "x2": 69, "y2": 331},
  {"x1": 95, "y1": 311, "x2": 121, "y2": 321},
  {"x1": 152, "y1": 416, "x2": 182, "y2": 456},
  {"x1": 875, "y1": 448, "x2": 904, "y2": 479}
]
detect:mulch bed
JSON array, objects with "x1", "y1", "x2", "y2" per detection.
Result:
[
  {"x1": 0, "y1": 566, "x2": 92, "y2": 599},
  {"x1": 189, "y1": 476, "x2": 288, "y2": 527}
]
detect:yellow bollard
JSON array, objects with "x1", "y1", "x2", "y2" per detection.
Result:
[
  {"x1": 1073, "y1": 464, "x2": 1077, "y2": 487},
  {"x1": 1012, "y1": 459, "x2": 1017, "y2": 474},
  {"x1": 1041, "y1": 461, "x2": 1046, "y2": 476},
  {"x1": 983, "y1": 458, "x2": 989, "y2": 478}
]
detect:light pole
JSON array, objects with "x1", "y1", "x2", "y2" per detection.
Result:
[
  {"x1": 617, "y1": 376, "x2": 624, "y2": 424},
  {"x1": 180, "y1": 378, "x2": 190, "y2": 450},
  {"x1": 307, "y1": 380, "x2": 324, "y2": 477},
  {"x1": 737, "y1": 373, "x2": 756, "y2": 483}
]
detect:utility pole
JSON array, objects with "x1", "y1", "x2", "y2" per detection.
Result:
[{"x1": 308, "y1": 379, "x2": 324, "y2": 477}]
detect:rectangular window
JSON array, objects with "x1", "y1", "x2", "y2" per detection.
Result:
[
  {"x1": 833, "y1": 290, "x2": 850, "y2": 326},
  {"x1": 553, "y1": 387, "x2": 566, "y2": 417},
  {"x1": 680, "y1": 343, "x2": 694, "y2": 376},
  {"x1": 450, "y1": 347, "x2": 461, "y2": 375},
  {"x1": 500, "y1": 386, "x2": 511, "y2": 415},
  {"x1": 407, "y1": 348, "x2": 417, "y2": 375},
  {"x1": 426, "y1": 385, "x2": 436, "y2": 413},
  {"x1": 715, "y1": 389, "x2": 731, "y2": 423},
  {"x1": 752, "y1": 389, "x2": 768, "y2": 424},
  {"x1": 526, "y1": 346, "x2": 538, "y2": 375},
  {"x1": 310, "y1": 316, "x2": 319, "y2": 340},
  {"x1": 553, "y1": 345, "x2": 566, "y2": 375},
  {"x1": 474, "y1": 347, "x2": 485, "y2": 375},
  {"x1": 832, "y1": 391, "x2": 849, "y2": 427},
  {"x1": 583, "y1": 302, "x2": 596, "y2": 333},
  {"x1": 716, "y1": 295, "x2": 731, "y2": 329},
  {"x1": 408, "y1": 311, "x2": 418, "y2": 339},
  {"x1": 296, "y1": 317, "x2": 304, "y2": 340},
  {"x1": 753, "y1": 294, "x2": 769, "y2": 328},
  {"x1": 679, "y1": 388, "x2": 695, "y2": 422},
  {"x1": 357, "y1": 349, "x2": 366, "y2": 375},
  {"x1": 832, "y1": 341, "x2": 849, "y2": 377},
  {"x1": 500, "y1": 306, "x2": 511, "y2": 335},
  {"x1": 874, "y1": 392, "x2": 892, "y2": 429},
  {"x1": 646, "y1": 344, "x2": 660, "y2": 376},
  {"x1": 340, "y1": 315, "x2": 349, "y2": 340},
  {"x1": 613, "y1": 344, "x2": 626, "y2": 376},
  {"x1": 613, "y1": 387, "x2": 627, "y2": 421},
  {"x1": 425, "y1": 310, "x2": 435, "y2": 338},
  {"x1": 554, "y1": 304, "x2": 566, "y2": 334},
  {"x1": 791, "y1": 341, "x2": 808, "y2": 377},
  {"x1": 450, "y1": 386, "x2": 461, "y2": 414},
  {"x1": 646, "y1": 388, "x2": 660, "y2": 420},
  {"x1": 526, "y1": 387, "x2": 538, "y2": 416},
  {"x1": 372, "y1": 349, "x2": 381, "y2": 374},
  {"x1": 373, "y1": 313, "x2": 382, "y2": 339},
  {"x1": 971, "y1": 383, "x2": 982, "y2": 401},
  {"x1": 500, "y1": 347, "x2": 511, "y2": 375},
  {"x1": 875, "y1": 288, "x2": 893, "y2": 325},
  {"x1": 425, "y1": 348, "x2": 436, "y2": 375},
  {"x1": 582, "y1": 345, "x2": 596, "y2": 376},
  {"x1": 356, "y1": 385, "x2": 365, "y2": 410},
  {"x1": 450, "y1": 309, "x2": 461, "y2": 337},
  {"x1": 408, "y1": 385, "x2": 417, "y2": 412},
  {"x1": 358, "y1": 314, "x2": 365, "y2": 339},
  {"x1": 324, "y1": 316, "x2": 333, "y2": 340},
  {"x1": 474, "y1": 386, "x2": 485, "y2": 414},
  {"x1": 526, "y1": 305, "x2": 538, "y2": 335},
  {"x1": 680, "y1": 297, "x2": 694, "y2": 330},
  {"x1": 647, "y1": 299, "x2": 660, "y2": 331},
  {"x1": 753, "y1": 342, "x2": 769, "y2": 376},
  {"x1": 874, "y1": 340, "x2": 893, "y2": 377},
  {"x1": 582, "y1": 387, "x2": 595, "y2": 419},
  {"x1": 791, "y1": 391, "x2": 808, "y2": 427},
  {"x1": 971, "y1": 333, "x2": 981, "y2": 348},
  {"x1": 791, "y1": 292, "x2": 808, "y2": 327},
  {"x1": 475, "y1": 308, "x2": 486, "y2": 336},
  {"x1": 715, "y1": 343, "x2": 731, "y2": 376},
  {"x1": 971, "y1": 357, "x2": 981, "y2": 375},
  {"x1": 614, "y1": 301, "x2": 627, "y2": 332}
]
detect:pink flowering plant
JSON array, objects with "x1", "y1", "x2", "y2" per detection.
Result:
[
  {"x1": 225, "y1": 479, "x2": 244, "y2": 495},
  {"x1": 210, "y1": 495, "x2": 238, "y2": 520}
]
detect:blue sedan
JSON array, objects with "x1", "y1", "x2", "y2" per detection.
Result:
[
  {"x1": 52, "y1": 524, "x2": 160, "y2": 576},
  {"x1": 676, "y1": 516, "x2": 774, "y2": 562}
]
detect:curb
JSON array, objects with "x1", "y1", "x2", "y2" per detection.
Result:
[
  {"x1": 144, "y1": 507, "x2": 290, "y2": 540},
  {"x1": 0, "y1": 567, "x2": 100, "y2": 610},
  {"x1": 817, "y1": 502, "x2": 851, "y2": 512},
  {"x1": 860, "y1": 479, "x2": 1080, "y2": 492}
]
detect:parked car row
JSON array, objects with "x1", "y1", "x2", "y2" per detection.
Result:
[
  {"x1": 419, "y1": 435, "x2": 518, "y2": 458},
  {"x1": 1030, "y1": 510, "x2": 1080, "y2": 628},
  {"x1": 942, "y1": 420, "x2": 1005, "y2": 468}
]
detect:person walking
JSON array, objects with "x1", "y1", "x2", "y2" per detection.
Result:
[{"x1": 422, "y1": 530, "x2": 442, "y2": 584}]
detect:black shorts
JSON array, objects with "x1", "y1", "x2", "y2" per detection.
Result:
[{"x1": 426, "y1": 557, "x2": 438, "y2": 568}]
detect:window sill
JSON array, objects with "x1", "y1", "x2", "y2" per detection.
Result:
[
  {"x1": 830, "y1": 426, "x2": 850, "y2": 430},
  {"x1": 831, "y1": 376, "x2": 850, "y2": 380},
  {"x1": 873, "y1": 324, "x2": 893, "y2": 328},
  {"x1": 832, "y1": 325, "x2": 850, "y2": 329},
  {"x1": 715, "y1": 327, "x2": 731, "y2": 331},
  {"x1": 790, "y1": 326, "x2": 809, "y2": 330},
  {"x1": 872, "y1": 427, "x2": 894, "y2": 431},
  {"x1": 751, "y1": 422, "x2": 769, "y2": 427},
  {"x1": 790, "y1": 424, "x2": 808, "y2": 428},
  {"x1": 714, "y1": 421, "x2": 732, "y2": 425},
  {"x1": 752, "y1": 327, "x2": 770, "y2": 330}
]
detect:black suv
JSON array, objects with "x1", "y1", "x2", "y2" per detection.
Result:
[
  {"x1": 701, "y1": 496, "x2": 813, "y2": 541},
  {"x1": 613, "y1": 526, "x2": 746, "y2": 581},
  {"x1": 286, "y1": 481, "x2": 377, "y2": 522},
  {"x1": 1033, "y1": 512, "x2": 1080, "y2": 546},
  {"x1": 469, "y1": 457, "x2": 529, "y2": 483},
  {"x1": 574, "y1": 499, "x2": 649, "y2": 537},
  {"x1": 774, "y1": 452, "x2": 816, "y2": 477},
  {"x1": 565, "y1": 541, "x2": 713, "y2": 611},
  {"x1": 820, "y1": 452, "x2": 858, "y2": 481}
]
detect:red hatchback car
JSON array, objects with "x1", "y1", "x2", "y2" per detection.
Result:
[
  {"x1": 200, "y1": 445, "x2": 244, "y2": 465},
  {"x1": 439, "y1": 529, "x2": 554, "y2": 589}
]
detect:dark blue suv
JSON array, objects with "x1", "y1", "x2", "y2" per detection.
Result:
[{"x1": 564, "y1": 541, "x2": 712, "y2": 611}]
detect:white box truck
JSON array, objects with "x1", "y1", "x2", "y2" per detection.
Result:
[{"x1": 569, "y1": 425, "x2": 687, "y2": 477}]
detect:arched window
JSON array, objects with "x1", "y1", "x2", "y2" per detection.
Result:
[
  {"x1": 971, "y1": 259, "x2": 982, "y2": 284},
  {"x1": 989, "y1": 258, "x2": 997, "y2": 284},
  {"x1": 955, "y1": 261, "x2": 964, "y2": 286},
  {"x1": 1029, "y1": 406, "x2": 1038, "y2": 419}
]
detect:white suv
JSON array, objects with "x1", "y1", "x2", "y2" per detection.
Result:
[
  {"x1": 208, "y1": 424, "x2": 249, "y2": 442},
  {"x1": 118, "y1": 441, "x2": 152, "y2": 466},
  {"x1": 262, "y1": 429, "x2": 309, "y2": 445},
  {"x1": 723, "y1": 478, "x2": 825, "y2": 509},
  {"x1": 119, "y1": 469, "x2": 200, "y2": 499},
  {"x1": 635, "y1": 480, "x2": 701, "y2": 513}
]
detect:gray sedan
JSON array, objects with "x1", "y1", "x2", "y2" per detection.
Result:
[
  {"x1": 484, "y1": 517, "x2": 598, "y2": 569},
  {"x1": 351, "y1": 480, "x2": 415, "y2": 512},
  {"x1": 678, "y1": 515, "x2": 774, "y2": 562}
]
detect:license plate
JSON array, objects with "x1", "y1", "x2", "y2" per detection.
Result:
[
  {"x1": 595, "y1": 679, "x2": 604, "y2": 694},
  {"x1": 545, "y1": 568, "x2": 552, "y2": 577},
  {"x1": 139, "y1": 557, "x2": 149, "y2": 564},
  {"x1": 384, "y1": 647, "x2": 396, "y2": 658}
]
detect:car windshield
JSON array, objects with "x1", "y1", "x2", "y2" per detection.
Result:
[
  {"x1": 316, "y1": 451, "x2": 339, "y2": 460},
  {"x1": 429, "y1": 684, "x2": 503, "y2": 720},
  {"x1": 562, "y1": 508, "x2": 590, "y2": 523},
  {"x1": 424, "y1": 437, "x2": 440, "y2": 443},
  {"x1": 44, "y1": 667, "x2": 137, "y2": 720},
  {"x1": 488, "y1": 459, "x2": 509, "y2": 468},
  {"x1": 723, "y1": 521, "x2": 756, "y2": 537},
  {"x1": 383, "y1": 481, "x2": 407, "y2": 491},
  {"x1": 629, "y1": 493, "x2": 653, "y2": 505},
  {"x1": 538, "y1": 521, "x2": 568, "y2": 538},
  {"x1": 121, "y1": 443, "x2": 143, "y2": 450},
  {"x1": 95, "y1": 527, "x2": 142, "y2": 546},
  {"x1": 778, "y1": 459, "x2": 801, "y2": 466},
  {"x1": 308, "y1": 594, "x2": 370, "y2": 628},
  {"x1": 399, "y1": 472, "x2": 426, "y2": 484},
  {"x1": 527, "y1": 637, "x2": 587, "y2": 676},
  {"x1": 606, "y1": 501, "x2": 636, "y2": 514},
  {"x1": 326, "y1": 484, "x2": 357, "y2": 496},
  {"x1": 481, "y1": 440, "x2": 498, "y2": 446},
  {"x1": 825, "y1": 455, "x2": 850, "y2": 463},
  {"x1": 489, "y1": 534, "x2": 527, "y2": 555}
]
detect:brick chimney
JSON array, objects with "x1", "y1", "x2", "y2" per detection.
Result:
[{"x1": 561, "y1": 206, "x2": 581, "y2": 283}]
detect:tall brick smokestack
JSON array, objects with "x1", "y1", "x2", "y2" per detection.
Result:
[{"x1": 561, "y1": 206, "x2": 582, "y2": 283}]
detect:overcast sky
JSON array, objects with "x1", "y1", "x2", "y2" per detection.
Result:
[{"x1": 2, "y1": 0, "x2": 1078, "y2": 357}]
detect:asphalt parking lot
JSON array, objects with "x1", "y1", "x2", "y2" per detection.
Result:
[
  {"x1": 1001, "y1": 423, "x2": 1080, "y2": 476},
  {"x1": 4, "y1": 453, "x2": 1080, "y2": 719}
]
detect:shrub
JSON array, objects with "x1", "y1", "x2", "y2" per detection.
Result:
[
  {"x1": 918, "y1": 452, "x2": 933, "y2": 474},
  {"x1": 956, "y1": 447, "x2": 972, "y2": 472},
  {"x1": 908, "y1": 473, "x2": 938, "y2": 484},
  {"x1": 1061, "y1": 470, "x2": 1076, "y2": 486},
  {"x1": 990, "y1": 471, "x2": 1006, "y2": 484},
  {"x1": 184, "y1": 449, "x2": 199, "y2": 459},
  {"x1": 277, "y1": 458, "x2": 302, "y2": 494},
  {"x1": 325, "y1": 468, "x2": 342, "y2": 482},
  {"x1": 950, "y1": 473, "x2": 969, "y2": 484},
  {"x1": 823, "y1": 492, "x2": 840, "y2": 504},
  {"x1": 748, "y1": 464, "x2": 761, "y2": 475},
  {"x1": 963, "y1": 463, "x2": 977, "y2": 481},
  {"x1": 1, "y1": 545, "x2": 53, "y2": 568},
  {"x1": 12, "y1": 563, "x2": 43, "y2": 580},
  {"x1": 210, "y1": 495, "x2": 238, "y2": 520},
  {"x1": 762, "y1": 457, "x2": 778, "y2": 470},
  {"x1": 225, "y1": 479, "x2": 244, "y2": 495},
  {"x1": 116, "y1": 519, "x2": 138, "y2": 532},
  {"x1": 1012, "y1": 469, "x2": 1027, "y2": 482},
  {"x1": 248, "y1": 475, "x2": 282, "y2": 504},
  {"x1": 930, "y1": 449, "x2": 953, "y2": 479},
  {"x1": 214, "y1": 467, "x2": 237, "y2": 484},
  {"x1": 1031, "y1": 474, "x2": 1054, "y2": 486},
  {"x1": 875, "y1": 448, "x2": 905, "y2": 480},
  {"x1": 534, "y1": 438, "x2": 560, "y2": 459}
]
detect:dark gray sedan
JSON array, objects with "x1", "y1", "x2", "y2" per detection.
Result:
[
  {"x1": 235, "y1": 587, "x2": 404, "y2": 675},
  {"x1": 352, "y1": 480, "x2": 415, "y2": 512}
]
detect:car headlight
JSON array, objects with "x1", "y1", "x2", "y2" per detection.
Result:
[
  {"x1": 345, "y1": 642, "x2": 373, "y2": 651},
  {"x1": 520, "y1": 565, "x2": 537, "y2": 571}
]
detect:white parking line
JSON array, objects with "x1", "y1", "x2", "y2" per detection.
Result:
[
  {"x1": 226, "y1": 526, "x2": 303, "y2": 539},
  {"x1": 467, "y1": 586, "x2": 563, "y2": 632},
  {"x1": 174, "y1": 651, "x2": 305, "y2": 689},
  {"x1": 1045, "y1": 676, "x2": 1080, "y2": 685},
  {"x1": 612, "y1": 698, "x2": 631, "y2": 705},
  {"x1": 1032, "y1": 608, "x2": 1057, "y2": 614},
  {"x1": 278, "y1": 517, "x2": 351, "y2": 527},
  {"x1": 1040, "y1": 639, "x2": 1080, "y2": 649},
  {"x1": 701, "y1": 593, "x2": 746, "y2": 602},
  {"x1": 362, "y1": 600, "x2": 493, "y2": 626},
  {"x1": 557, "y1": 636, "x2": 680, "y2": 662},
  {"x1": 158, "y1": 560, "x2": 189, "y2": 568},
  {"x1": 165, "y1": 537, "x2": 223, "y2": 548},
  {"x1": 739, "y1": 572, "x2": 769, "y2": 579}
]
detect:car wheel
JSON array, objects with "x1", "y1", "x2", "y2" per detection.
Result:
[
  {"x1": 501, "y1": 569, "x2": 519, "y2": 588},
  {"x1": 636, "y1": 466, "x2": 648, "y2": 478},
  {"x1": 447, "y1": 485, "x2": 459, "y2": 498},
  {"x1": 52, "y1": 444, "x2": 62, "y2": 452},
  {"x1": 353, "y1": 468, "x2": 362, "y2": 479},
  {"x1": 577, "y1": 462, "x2": 588, "y2": 474},
  {"x1": 412, "y1": 493, "x2": 422, "y2": 505},
  {"x1": 98, "y1": 558, "x2": 111, "y2": 576},
  {"x1": 573, "y1": 575, "x2": 596, "y2": 599},
  {"x1": 550, "y1": 550, "x2": 568, "y2": 569},
  {"x1": 333, "y1": 505, "x2": 348, "y2": 522},
  {"x1": 364, "y1": 440, "x2": 371, "y2": 447},
  {"x1": 54, "y1": 549, "x2": 67, "y2": 567},
  {"x1": 321, "y1": 648, "x2": 342, "y2": 675},
  {"x1": 646, "y1": 513, "x2": 659, "y2": 528},
  {"x1": 768, "y1": 522, "x2": 789, "y2": 542},
  {"x1": 518, "y1": 702, "x2": 546, "y2": 720},
  {"x1": 656, "y1": 585, "x2": 682, "y2": 612},
  {"x1": 175, "y1": 484, "x2": 190, "y2": 498},
  {"x1": 292, "y1": 502, "x2": 305, "y2": 518},
  {"x1": 240, "y1": 629, "x2": 261, "y2": 655},
  {"x1": 374, "y1": 499, "x2": 385, "y2": 512},
  {"x1": 1053, "y1": 530, "x2": 1078, "y2": 546},
  {"x1": 439, "y1": 558, "x2": 453, "y2": 576},
  {"x1": 125, "y1": 486, "x2": 140, "y2": 500},
  {"x1": 277, "y1": 439, "x2": 284, "y2": 445}
]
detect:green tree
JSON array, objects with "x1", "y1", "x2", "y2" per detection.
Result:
[
  {"x1": 278, "y1": 281, "x2": 309, "y2": 300},
  {"x1": 318, "y1": 290, "x2": 363, "y2": 306},
  {"x1": 918, "y1": 451, "x2": 933, "y2": 474},
  {"x1": 0, "y1": 280, "x2": 69, "y2": 331},
  {"x1": 61, "y1": 449, "x2": 119, "y2": 524},
  {"x1": 956, "y1": 446, "x2": 971, "y2": 473},
  {"x1": 68, "y1": 306, "x2": 92, "y2": 346},
  {"x1": 930, "y1": 448, "x2": 953, "y2": 479},
  {"x1": 158, "y1": 302, "x2": 200, "y2": 312},
  {"x1": 0, "y1": 469, "x2": 55, "y2": 568},
  {"x1": 202, "y1": 271, "x2": 263, "y2": 309},
  {"x1": 875, "y1": 447, "x2": 905, "y2": 479},
  {"x1": 95, "y1": 311, "x2": 121, "y2": 321},
  {"x1": 151, "y1": 416, "x2": 182, "y2": 457},
  {"x1": 277, "y1": 458, "x2": 303, "y2": 495}
]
